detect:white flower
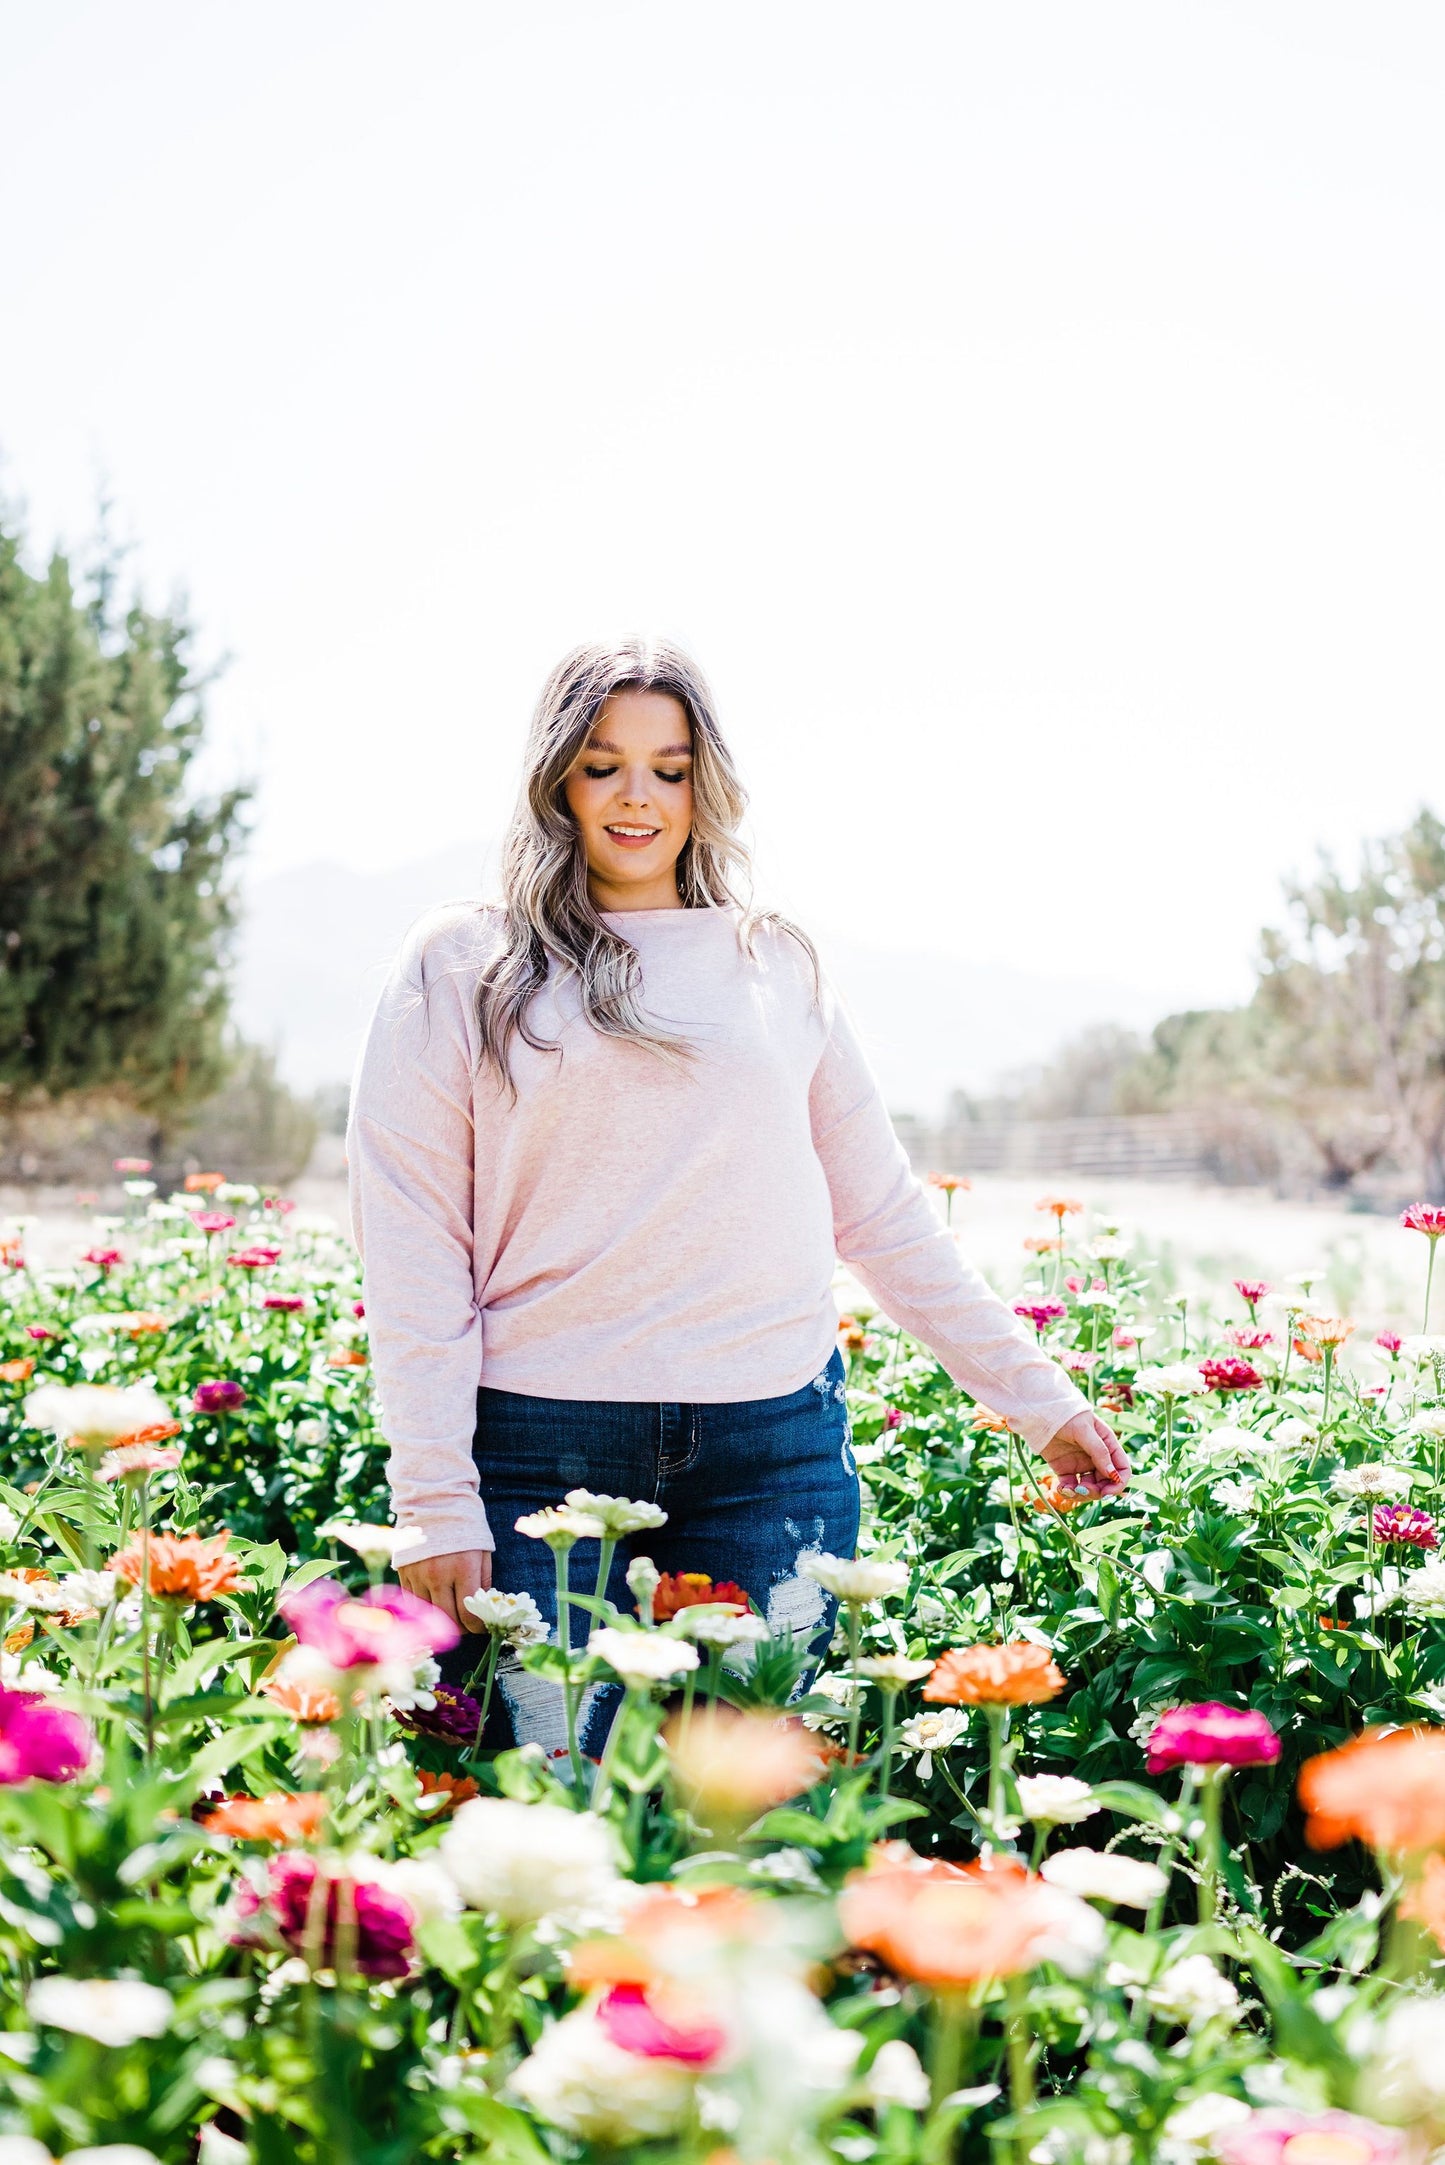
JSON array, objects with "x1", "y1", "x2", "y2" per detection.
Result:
[
  {"x1": 1, "y1": 1652, "x2": 60, "y2": 1690},
  {"x1": 510, "y1": 2001, "x2": 699, "y2": 2141},
  {"x1": 1040, "y1": 1848, "x2": 1167, "y2": 1908},
  {"x1": 1332, "y1": 1464, "x2": 1413, "y2": 1500},
  {"x1": 588, "y1": 1627, "x2": 699, "y2": 1685},
  {"x1": 1269, "y1": 1418, "x2": 1315, "y2": 1450},
  {"x1": 1022, "y1": 1884, "x2": 1107, "y2": 1975},
  {"x1": 363, "y1": 1854, "x2": 463, "y2": 1926},
  {"x1": 1016, "y1": 1774, "x2": 1099, "y2": 1826},
  {"x1": 1191, "y1": 1427, "x2": 1256, "y2": 1463},
  {"x1": 676, "y1": 1609, "x2": 770, "y2": 1650},
  {"x1": 564, "y1": 1489, "x2": 668, "y2": 1537},
  {"x1": 1410, "y1": 1410, "x2": 1445, "y2": 1441},
  {"x1": 65, "y1": 2150, "x2": 165, "y2": 2165},
  {"x1": 28, "y1": 1975, "x2": 173, "y2": 2047},
  {"x1": 854, "y1": 1655, "x2": 934, "y2": 1686},
  {"x1": 1135, "y1": 1364, "x2": 1209, "y2": 1399},
  {"x1": 1213, "y1": 1478, "x2": 1260, "y2": 1515},
  {"x1": 625, "y1": 1555, "x2": 660, "y2": 1613},
  {"x1": 801, "y1": 1673, "x2": 864, "y2": 1732},
  {"x1": 1403, "y1": 1560, "x2": 1445, "y2": 1619},
  {"x1": 1400, "y1": 1337, "x2": 1445, "y2": 1370},
  {"x1": 23, "y1": 1382, "x2": 173, "y2": 1447},
  {"x1": 515, "y1": 1506, "x2": 607, "y2": 1548},
  {"x1": 799, "y1": 1554, "x2": 908, "y2": 1603},
  {"x1": 897, "y1": 1706, "x2": 969, "y2": 1778},
  {"x1": 463, "y1": 1587, "x2": 549, "y2": 1646},
  {"x1": 0, "y1": 2140, "x2": 52, "y2": 2165},
  {"x1": 292, "y1": 1418, "x2": 329, "y2": 1448},
  {"x1": 1088, "y1": 1237, "x2": 1128, "y2": 1262},
  {"x1": 1145, "y1": 1955, "x2": 1240, "y2": 2028},
  {"x1": 0, "y1": 1574, "x2": 70, "y2": 1613},
  {"x1": 1359, "y1": 1992, "x2": 1445, "y2": 2122},
  {"x1": 198, "y1": 2125, "x2": 250, "y2": 2164},
  {"x1": 60, "y1": 1570, "x2": 120, "y2": 1611},
  {"x1": 1162, "y1": 2094, "x2": 1253, "y2": 2144},
  {"x1": 0, "y1": 1502, "x2": 18, "y2": 1544},
  {"x1": 439, "y1": 1798, "x2": 619, "y2": 1924},
  {"x1": 865, "y1": 2038, "x2": 930, "y2": 2111},
  {"x1": 322, "y1": 1521, "x2": 424, "y2": 1563},
  {"x1": 1129, "y1": 1702, "x2": 1178, "y2": 1750}
]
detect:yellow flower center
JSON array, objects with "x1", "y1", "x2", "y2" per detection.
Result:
[{"x1": 1280, "y1": 2135, "x2": 1373, "y2": 2165}]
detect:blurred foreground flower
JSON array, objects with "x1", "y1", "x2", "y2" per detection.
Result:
[
  {"x1": 27, "y1": 1974, "x2": 173, "y2": 2046},
  {"x1": 1215, "y1": 2107, "x2": 1403, "y2": 2165},
  {"x1": 279, "y1": 1576, "x2": 458, "y2": 1667},
  {"x1": 24, "y1": 1382, "x2": 173, "y2": 1454},
  {"x1": 841, "y1": 1852, "x2": 1102, "y2": 1982},
  {"x1": 440, "y1": 1797, "x2": 618, "y2": 1924},
  {"x1": 1299, "y1": 1727, "x2": 1445, "y2": 1852},
  {"x1": 666, "y1": 1706, "x2": 826, "y2": 1816},
  {"x1": 233, "y1": 1852, "x2": 415, "y2": 1977},
  {"x1": 201, "y1": 1791, "x2": 327, "y2": 1843},
  {"x1": 0, "y1": 1687, "x2": 93, "y2": 1784}
]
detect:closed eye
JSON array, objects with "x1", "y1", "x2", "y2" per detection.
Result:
[{"x1": 582, "y1": 764, "x2": 618, "y2": 779}]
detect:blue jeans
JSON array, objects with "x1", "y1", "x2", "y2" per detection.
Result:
[{"x1": 440, "y1": 1348, "x2": 860, "y2": 1758}]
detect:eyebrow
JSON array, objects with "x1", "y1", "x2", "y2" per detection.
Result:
[{"x1": 585, "y1": 738, "x2": 693, "y2": 758}]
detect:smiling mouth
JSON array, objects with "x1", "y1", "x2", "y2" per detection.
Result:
[{"x1": 604, "y1": 824, "x2": 661, "y2": 845}]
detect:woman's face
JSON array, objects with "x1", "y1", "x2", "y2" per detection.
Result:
[{"x1": 562, "y1": 688, "x2": 694, "y2": 911}]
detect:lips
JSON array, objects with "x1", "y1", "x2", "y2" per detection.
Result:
[{"x1": 604, "y1": 824, "x2": 661, "y2": 847}]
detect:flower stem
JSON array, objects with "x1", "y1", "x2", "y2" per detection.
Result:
[
  {"x1": 845, "y1": 1603, "x2": 863, "y2": 1761},
  {"x1": 554, "y1": 1545, "x2": 585, "y2": 1791},
  {"x1": 1198, "y1": 1766, "x2": 1225, "y2": 1925},
  {"x1": 1426, "y1": 1238, "x2": 1439, "y2": 1336}
]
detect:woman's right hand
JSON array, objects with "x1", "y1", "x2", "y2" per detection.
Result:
[{"x1": 398, "y1": 1548, "x2": 494, "y2": 1631}]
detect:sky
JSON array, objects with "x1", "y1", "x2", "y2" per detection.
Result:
[{"x1": 3, "y1": 0, "x2": 1443, "y2": 1026}]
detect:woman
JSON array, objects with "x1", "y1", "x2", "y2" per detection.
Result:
[{"x1": 349, "y1": 638, "x2": 1128, "y2": 1751}]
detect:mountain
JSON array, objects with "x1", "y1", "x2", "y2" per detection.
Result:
[{"x1": 231, "y1": 844, "x2": 1172, "y2": 1115}]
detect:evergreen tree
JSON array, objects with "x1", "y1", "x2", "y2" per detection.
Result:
[{"x1": 0, "y1": 515, "x2": 249, "y2": 1111}]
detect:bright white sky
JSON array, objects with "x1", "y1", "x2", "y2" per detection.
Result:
[{"x1": 3, "y1": 1, "x2": 1443, "y2": 1018}]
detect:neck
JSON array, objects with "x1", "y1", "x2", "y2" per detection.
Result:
[{"x1": 587, "y1": 871, "x2": 684, "y2": 913}]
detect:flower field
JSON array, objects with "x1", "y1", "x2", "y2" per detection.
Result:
[{"x1": 2, "y1": 1181, "x2": 1445, "y2": 2163}]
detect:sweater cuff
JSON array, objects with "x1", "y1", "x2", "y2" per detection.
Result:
[{"x1": 393, "y1": 1501, "x2": 495, "y2": 1569}]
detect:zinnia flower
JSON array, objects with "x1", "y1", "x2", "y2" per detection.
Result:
[
  {"x1": 929, "y1": 1173, "x2": 971, "y2": 1194},
  {"x1": 799, "y1": 1553, "x2": 908, "y2": 1603},
  {"x1": 111, "y1": 1531, "x2": 242, "y2": 1605},
  {"x1": 259, "y1": 1667, "x2": 342, "y2": 1725},
  {"x1": 0, "y1": 1687, "x2": 93, "y2": 1783},
  {"x1": 279, "y1": 1576, "x2": 459, "y2": 1666},
  {"x1": 1227, "y1": 1328, "x2": 1274, "y2": 1350},
  {"x1": 185, "y1": 1172, "x2": 226, "y2": 1193},
  {"x1": 515, "y1": 1505, "x2": 608, "y2": 1548},
  {"x1": 439, "y1": 1796, "x2": 619, "y2": 1924},
  {"x1": 841, "y1": 1854, "x2": 1101, "y2": 1983},
  {"x1": 1233, "y1": 1279, "x2": 1270, "y2": 1309},
  {"x1": 1298, "y1": 1315, "x2": 1355, "y2": 1350},
  {"x1": 1145, "y1": 1702, "x2": 1279, "y2": 1772},
  {"x1": 1015, "y1": 1774, "x2": 1099, "y2": 1825},
  {"x1": 113, "y1": 1157, "x2": 153, "y2": 1174},
  {"x1": 193, "y1": 1213, "x2": 236, "y2": 1237},
  {"x1": 564, "y1": 1489, "x2": 668, "y2": 1537},
  {"x1": 1135, "y1": 1363, "x2": 1210, "y2": 1398},
  {"x1": 1014, "y1": 1299, "x2": 1067, "y2": 1335},
  {"x1": 897, "y1": 1707, "x2": 969, "y2": 1779},
  {"x1": 98, "y1": 1442, "x2": 183, "y2": 1483},
  {"x1": 1298, "y1": 1727, "x2": 1445, "y2": 1852},
  {"x1": 1039, "y1": 1847, "x2": 1166, "y2": 1908},
  {"x1": 1373, "y1": 1504, "x2": 1437, "y2": 1549},
  {"x1": 0, "y1": 1359, "x2": 34, "y2": 1383},
  {"x1": 25, "y1": 1381, "x2": 173, "y2": 1452},
  {"x1": 232, "y1": 1852, "x2": 415, "y2": 1978},
  {"x1": 588, "y1": 1627, "x2": 699, "y2": 1686},
  {"x1": 509, "y1": 1999, "x2": 702, "y2": 2142},
  {"x1": 226, "y1": 1245, "x2": 282, "y2": 1269},
  {"x1": 263, "y1": 1294, "x2": 308, "y2": 1312},
  {"x1": 1145, "y1": 1954, "x2": 1242, "y2": 2028},
  {"x1": 1402, "y1": 1205, "x2": 1445, "y2": 1240},
  {"x1": 1199, "y1": 1357, "x2": 1264, "y2": 1393},
  {"x1": 666, "y1": 1706, "x2": 827, "y2": 1814},
  {"x1": 1036, "y1": 1195, "x2": 1084, "y2": 1220},
  {"x1": 1214, "y1": 2107, "x2": 1403, "y2": 2165},
  {"x1": 461, "y1": 1586, "x2": 549, "y2": 1645},
  {"x1": 193, "y1": 1379, "x2": 246, "y2": 1414},
  {"x1": 201, "y1": 1791, "x2": 327, "y2": 1842},
  {"x1": 415, "y1": 1767, "x2": 481, "y2": 1816},
  {"x1": 652, "y1": 1572, "x2": 750, "y2": 1621},
  {"x1": 27, "y1": 1975, "x2": 173, "y2": 2046},
  {"x1": 80, "y1": 1247, "x2": 123, "y2": 1273},
  {"x1": 1376, "y1": 1330, "x2": 1403, "y2": 1356},
  {"x1": 1332, "y1": 1465, "x2": 1412, "y2": 1500},
  {"x1": 595, "y1": 1982, "x2": 727, "y2": 2065},
  {"x1": 391, "y1": 1682, "x2": 483, "y2": 1744},
  {"x1": 924, "y1": 1642, "x2": 1066, "y2": 1706}
]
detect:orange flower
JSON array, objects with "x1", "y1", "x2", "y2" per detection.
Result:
[
  {"x1": 665, "y1": 1707, "x2": 828, "y2": 1815},
  {"x1": 652, "y1": 1572, "x2": 749, "y2": 1621},
  {"x1": 116, "y1": 1313, "x2": 167, "y2": 1339},
  {"x1": 1023, "y1": 1236, "x2": 1064, "y2": 1256},
  {"x1": 1292, "y1": 1336, "x2": 1325, "y2": 1365},
  {"x1": 0, "y1": 1358, "x2": 35, "y2": 1383},
  {"x1": 327, "y1": 1350, "x2": 368, "y2": 1369},
  {"x1": 924, "y1": 1642, "x2": 1066, "y2": 1707},
  {"x1": 111, "y1": 1530, "x2": 242, "y2": 1604},
  {"x1": 201, "y1": 1791, "x2": 327, "y2": 1842},
  {"x1": 1400, "y1": 1852, "x2": 1445, "y2": 1942},
  {"x1": 184, "y1": 1172, "x2": 226, "y2": 1193},
  {"x1": 971, "y1": 1407, "x2": 1013, "y2": 1435},
  {"x1": 1298, "y1": 1315, "x2": 1355, "y2": 1351},
  {"x1": 840, "y1": 1852, "x2": 1056, "y2": 1984},
  {"x1": 414, "y1": 1767, "x2": 481, "y2": 1817},
  {"x1": 928, "y1": 1173, "x2": 971, "y2": 1194},
  {"x1": 4, "y1": 1621, "x2": 35, "y2": 1654},
  {"x1": 3, "y1": 1567, "x2": 100, "y2": 1629},
  {"x1": 1298, "y1": 1728, "x2": 1445, "y2": 1853},
  {"x1": 567, "y1": 1883, "x2": 763, "y2": 1993},
  {"x1": 260, "y1": 1669, "x2": 342, "y2": 1724},
  {"x1": 112, "y1": 1420, "x2": 184, "y2": 1450},
  {"x1": 1036, "y1": 1195, "x2": 1084, "y2": 1221},
  {"x1": 1028, "y1": 1475, "x2": 1085, "y2": 1516}
]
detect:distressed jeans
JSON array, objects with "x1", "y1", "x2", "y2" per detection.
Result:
[{"x1": 438, "y1": 1347, "x2": 861, "y2": 1760}]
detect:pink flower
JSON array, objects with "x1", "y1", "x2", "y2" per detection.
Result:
[
  {"x1": 1064, "y1": 1274, "x2": 1084, "y2": 1294},
  {"x1": 1227, "y1": 1327, "x2": 1274, "y2": 1350},
  {"x1": 24, "y1": 1326, "x2": 55, "y2": 1342},
  {"x1": 98, "y1": 1443, "x2": 183, "y2": 1483},
  {"x1": 1401, "y1": 1204, "x2": 1445, "y2": 1240},
  {"x1": 352, "y1": 1300, "x2": 365, "y2": 1318},
  {"x1": 233, "y1": 1852, "x2": 415, "y2": 1978},
  {"x1": 1233, "y1": 1279, "x2": 1270, "y2": 1307},
  {"x1": 194, "y1": 1213, "x2": 236, "y2": 1237},
  {"x1": 1112, "y1": 1329, "x2": 1137, "y2": 1350},
  {"x1": 883, "y1": 1406, "x2": 904, "y2": 1430},
  {"x1": 0, "y1": 1689, "x2": 93, "y2": 1785},
  {"x1": 1373, "y1": 1504, "x2": 1438, "y2": 1549},
  {"x1": 1061, "y1": 1349, "x2": 1100, "y2": 1373},
  {"x1": 262, "y1": 1196, "x2": 297, "y2": 1215},
  {"x1": 279, "y1": 1577, "x2": 459, "y2": 1667},
  {"x1": 596, "y1": 1984, "x2": 728, "y2": 2066},
  {"x1": 1215, "y1": 2107, "x2": 1403, "y2": 2165},
  {"x1": 1146, "y1": 1701, "x2": 1281, "y2": 1773},
  {"x1": 1199, "y1": 1357, "x2": 1264, "y2": 1393},
  {"x1": 194, "y1": 1379, "x2": 247, "y2": 1414},
  {"x1": 81, "y1": 1248, "x2": 122, "y2": 1273},
  {"x1": 1014, "y1": 1299, "x2": 1067, "y2": 1336},
  {"x1": 113, "y1": 1157, "x2": 153, "y2": 1174},
  {"x1": 226, "y1": 1245, "x2": 283, "y2": 1270},
  {"x1": 263, "y1": 1294, "x2": 308, "y2": 1313},
  {"x1": 1376, "y1": 1330, "x2": 1403, "y2": 1356}
]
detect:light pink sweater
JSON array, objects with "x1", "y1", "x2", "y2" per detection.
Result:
[{"x1": 347, "y1": 903, "x2": 1088, "y2": 1564}]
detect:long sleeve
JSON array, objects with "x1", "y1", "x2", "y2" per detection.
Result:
[
  {"x1": 809, "y1": 994, "x2": 1089, "y2": 1453},
  {"x1": 347, "y1": 913, "x2": 493, "y2": 1564}
]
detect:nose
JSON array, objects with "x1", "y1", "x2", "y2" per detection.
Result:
[{"x1": 619, "y1": 765, "x2": 653, "y2": 808}]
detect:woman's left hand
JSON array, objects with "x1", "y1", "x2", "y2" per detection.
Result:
[{"x1": 1041, "y1": 1410, "x2": 1130, "y2": 1496}]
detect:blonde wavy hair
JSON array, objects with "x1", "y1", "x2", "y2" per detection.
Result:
[{"x1": 475, "y1": 637, "x2": 810, "y2": 1084}]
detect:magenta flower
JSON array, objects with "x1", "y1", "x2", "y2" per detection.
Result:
[
  {"x1": 233, "y1": 1852, "x2": 415, "y2": 1978},
  {"x1": 279, "y1": 1577, "x2": 459, "y2": 1667},
  {"x1": 352, "y1": 1300, "x2": 365, "y2": 1318},
  {"x1": 81, "y1": 1248, "x2": 122, "y2": 1274},
  {"x1": 1146, "y1": 1701, "x2": 1281, "y2": 1773},
  {"x1": 1226, "y1": 1327, "x2": 1274, "y2": 1351},
  {"x1": 1373, "y1": 1504, "x2": 1438, "y2": 1549},
  {"x1": 883, "y1": 1406, "x2": 904, "y2": 1430},
  {"x1": 597, "y1": 1984, "x2": 727, "y2": 2066},
  {"x1": 263, "y1": 1294, "x2": 308, "y2": 1313},
  {"x1": 1215, "y1": 2108, "x2": 1403, "y2": 2165},
  {"x1": 24, "y1": 1326, "x2": 55, "y2": 1343},
  {"x1": 227, "y1": 1245, "x2": 283, "y2": 1270},
  {"x1": 194, "y1": 1379, "x2": 247, "y2": 1415},
  {"x1": 1376, "y1": 1330, "x2": 1403, "y2": 1356},
  {"x1": 1232, "y1": 1278, "x2": 1270, "y2": 1307},
  {"x1": 194, "y1": 1212, "x2": 236, "y2": 1237},
  {"x1": 392, "y1": 1684, "x2": 482, "y2": 1745},
  {"x1": 1014, "y1": 1299, "x2": 1067, "y2": 1336},
  {"x1": 1401, "y1": 1204, "x2": 1445, "y2": 1240},
  {"x1": 112, "y1": 1157, "x2": 153, "y2": 1174},
  {"x1": 0, "y1": 1689, "x2": 93, "y2": 1785},
  {"x1": 1199, "y1": 1357, "x2": 1264, "y2": 1394}
]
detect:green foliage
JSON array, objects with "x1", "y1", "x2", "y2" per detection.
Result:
[{"x1": 0, "y1": 514, "x2": 249, "y2": 1112}]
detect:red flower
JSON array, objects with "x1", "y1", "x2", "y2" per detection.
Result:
[
  {"x1": 1199, "y1": 1357, "x2": 1263, "y2": 1393},
  {"x1": 24, "y1": 1327, "x2": 55, "y2": 1342},
  {"x1": 1401, "y1": 1204, "x2": 1445, "y2": 1239},
  {"x1": 652, "y1": 1573, "x2": 750, "y2": 1622},
  {"x1": 1146, "y1": 1702, "x2": 1280, "y2": 1772},
  {"x1": 1226, "y1": 1327, "x2": 1274, "y2": 1351},
  {"x1": 263, "y1": 1294, "x2": 308, "y2": 1313}
]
